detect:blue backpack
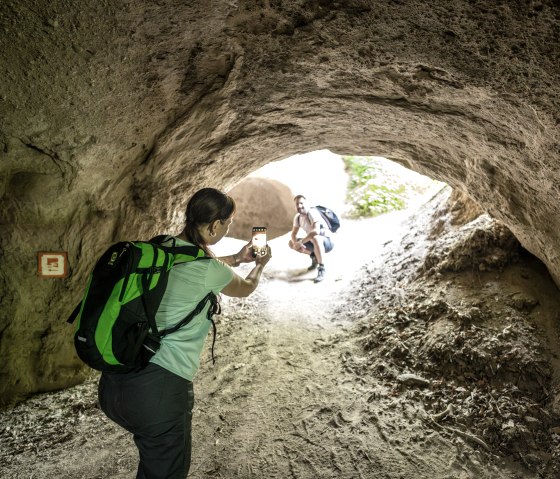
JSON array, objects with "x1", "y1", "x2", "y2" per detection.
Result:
[{"x1": 313, "y1": 205, "x2": 341, "y2": 233}]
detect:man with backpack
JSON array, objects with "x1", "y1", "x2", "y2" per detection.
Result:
[{"x1": 288, "y1": 194, "x2": 335, "y2": 283}]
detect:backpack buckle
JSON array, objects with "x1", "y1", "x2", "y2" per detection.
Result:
[{"x1": 136, "y1": 266, "x2": 165, "y2": 274}]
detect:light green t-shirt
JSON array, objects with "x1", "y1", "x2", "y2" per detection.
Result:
[{"x1": 150, "y1": 237, "x2": 234, "y2": 381}]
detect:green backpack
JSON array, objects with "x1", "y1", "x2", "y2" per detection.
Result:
[{"x1": 67, "y1": 235, "x2": 218, "y2": 373}]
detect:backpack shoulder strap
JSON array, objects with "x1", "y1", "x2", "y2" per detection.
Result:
[
  {"x1": 308, "y1": 207, "x2": 320, "y2": 226},
  {"x1": 159, "y1": 292, "x2": 217, "y2": 337},
  {"x1": 67, "y1": 302, "x2": 81, "y2": 324},
  {"x1": 161, "y1": 292, "x2": 220, "y2": 364},
  {"x1": 150, "y1": 235, "x2": 208, "y2": 261}
]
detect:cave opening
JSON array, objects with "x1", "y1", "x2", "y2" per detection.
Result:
[{"x1": 227, "y1": 149, "x2": 444, "y2": 236}]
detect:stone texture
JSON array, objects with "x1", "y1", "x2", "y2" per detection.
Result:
[
  {"x1": 227, "y1": 177, "x2": 295, "y2": 241},
  {"x1": 0, "y1": 0, "x2": 558, "y2": 403}
]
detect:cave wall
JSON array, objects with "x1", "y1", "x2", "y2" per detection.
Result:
[{"x1": 0, "y1": 0, "x2": 558, "y2": 404}]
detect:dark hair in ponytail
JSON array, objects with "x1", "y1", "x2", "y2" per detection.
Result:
[{"x1": 183, "y1": 188, "x2": 236, "y2": 256}]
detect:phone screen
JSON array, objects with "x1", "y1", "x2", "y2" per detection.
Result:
[{"x1": 251, "y1": 227, "x2": 267, "y2": 257}]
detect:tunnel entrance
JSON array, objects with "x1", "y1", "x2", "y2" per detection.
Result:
[
  {"x1": 214, "y1": 149, "x2": 445, "y2": 291},
  {"x1": 225, "y1": 149, "x2": 443, "y2": 242}
]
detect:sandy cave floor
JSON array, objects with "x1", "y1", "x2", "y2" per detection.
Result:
[{"x1": 1, "y1": 196, "x2": 560, "y2": 479}]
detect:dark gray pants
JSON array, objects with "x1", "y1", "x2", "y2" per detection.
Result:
[{"x1": 98, "y1": 363, "x2": 194, "y2": 479}]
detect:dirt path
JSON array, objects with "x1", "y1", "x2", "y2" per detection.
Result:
[
  {"x1": 189, "y1": 215, "x2": 532, "y2": 479},
  {"x1": 0, "y1": 211, "x2": 539, "y2": 478}
]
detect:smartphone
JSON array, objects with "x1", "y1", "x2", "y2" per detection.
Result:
[{"x1": 251, "y1": 227, "x2": 267, "y2": 257}]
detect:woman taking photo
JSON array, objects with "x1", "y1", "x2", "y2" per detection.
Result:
[{"x1": 98, "y1": 187, "x2": 271, "y2": 478}]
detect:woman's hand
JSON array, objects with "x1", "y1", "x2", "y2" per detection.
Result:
[
  {"x1": 297, "y1": 240, "x2": 307, "y2": 253},
  {"x1": 236, "y1": 243, "x2": 254, "y2": 264},
  {"x1": 255, "y1": 245, "x2": 272, "y2": 267}
]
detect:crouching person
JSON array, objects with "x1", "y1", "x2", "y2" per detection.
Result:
[{"x1": 288, "y1": 194, "x2": 333, "y2": 283}]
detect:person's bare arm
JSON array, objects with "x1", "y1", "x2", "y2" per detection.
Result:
[
  {"x1": 221, "y1": 246, "x2": 271, "y2": 297},
  {"x1": 300, "y1": 222, "x2": 319, "y2": 243},
  {"x1": 290, "y1": 225, "x2": 308, "y2": 252},
  {"x1": 218, "y1": 243, "x2": 253, "y2": 267},
  {"x1": 218, "y1": 253, "x2": 240, "y2": 267},
  {"x1": 290, "y1": 225, "x2": 299, "y2": 243},
  {"x1": 221, "y1": 265, "x2": 264, "y2": 297}
]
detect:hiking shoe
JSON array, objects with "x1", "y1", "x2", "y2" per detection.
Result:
[
  {"x1": 308, "y1": 254, "x2": 318, "y2": 271},
  {"x1": 314, "y1": 265, "x2": 325, "y2": 283}
]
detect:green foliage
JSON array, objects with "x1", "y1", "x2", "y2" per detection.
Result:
[{"x1": 343, "y1": 156, "x2": 440, "y2": 218}]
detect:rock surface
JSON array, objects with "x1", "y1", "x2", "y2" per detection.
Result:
[
  {"x1": 227, "y1": 177, "x2": 295, "y2": 241},
  {"x1": 0, "y1": 0, "x2": 559, "y2": 402}
]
